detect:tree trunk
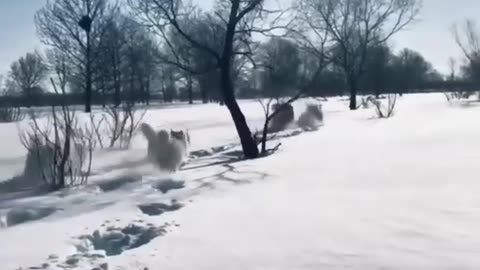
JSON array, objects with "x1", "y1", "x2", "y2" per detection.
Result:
[
  {"x1": 24, "y1": 89, "x2": 32, "y2": 108},
  {"x1": 162, "y1": 86, "x2": 167, "y2": 103},
  {"x1": 220, "y1": 61, "x2": 259, "y2": 159},
  {"x1": 113, "y1": 54, "x2": 121, "y2": 107},
  {"x1": 187, "y1": 74, "x2": 193, "y2": 104},
  {"x1": 261, "y1": 116, "x2": 270, "y2": 154},
  {"x1": 348, "y1": 76, "x2": 358, "y2": 110},
  {"x1": 129, "y1": 66, "x2": 135, "y2": 104},
  {"x1": 101, "y1": 75, "x2": 107, "y2": 108},
  {"x1": 85, "y1": 31, "x2": 92, "y2": 113},
  {"x1": 199, "y1": 77, "x2": 208, "y2": 103},
  {"x1": 145, "y1": 78, "x2": 150, "y2": 106},
  {"x1": 209, "y1": 0, "x2": 259, "y2": 159},
  {"x1": 201, "y1": 89, "x2": 208, "y2": 103}
]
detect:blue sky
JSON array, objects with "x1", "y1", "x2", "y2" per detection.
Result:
[
  {"x1": 0, "y1": 0, "x2": 479, "y2": 76},
  {"x1": 0, "y1": 0, "x2": 46, "y2": 75}
]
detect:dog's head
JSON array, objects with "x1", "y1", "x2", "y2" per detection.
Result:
[{"x1": 170, "y1": 129, "x2": 186, "y2": 141}]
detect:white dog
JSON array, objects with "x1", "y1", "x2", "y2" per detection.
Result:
[{"x1": 140, "y1": 123, "x2": 187, "y2": 172}]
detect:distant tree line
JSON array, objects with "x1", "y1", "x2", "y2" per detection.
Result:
[{"x1": 4, "y1": 35, "x2": 475, "y2": 107}]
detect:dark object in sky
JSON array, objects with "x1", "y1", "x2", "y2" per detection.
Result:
[{"x1": 78, "y1": 15, "x2": 92, "y2": 33}]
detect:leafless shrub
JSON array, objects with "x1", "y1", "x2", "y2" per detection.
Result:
[
  {"x1": 18, "y1": 80, "x2": 95, "y2": 191},
  {"x1": 444, "y1": 91, "x2": 475, "y2": 104},
  {"x1": 90, "y1": 103, "x2": 147, "y2": 149},
  {"x1": 368, "y1": 94, "x2": 397, "y2": 118}
]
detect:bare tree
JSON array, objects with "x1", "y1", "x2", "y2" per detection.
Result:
[
  {"x1": 253, "y1": 38, "x2": 301, "y2": 152},
  {"x1": 444, "y1": 57, "x2": 462, "y2": 103},
  {"x1": 452, "y1": 19, "x2": 480, "y2": 92},
  {"x1": 300, "y1": 0, "x2": 421, "y2": 110},
  {"x1": 85, "y1": 12, "x2": 159, "y2": 108},
  {"x1": 255, "y1": 45, "x2": 330, "y2": 154},
  {"x1": 165, "y1": 18, "x2": 199, "y2": 104},
  {"x1": 8, "y1": 51, "x2": 48, "y2": 106},
  {"x1": 35, "y1": 0, "x2": 115, "y2": 112},
  {"x1": 92, "y1": 14, "x2": 125, "y2": 107},
  {"x1": 247, "y1": 3, "x2": 335, "y2": 155},
  {"x1": 162, "y1": 11, "x2": 249, "y2": 104},
  {"x1": 361, "y1": 44, "x2": 392, "y2": 97},
  {"x1": 129, "y1": 0, "x2": 292, "y2": 159},
  {"x1": 390, "y1": 48, "x2": 433, "y2": 95},
  {"x1": 448, "y1": 57, "x2": 457, "y2": 80},
  {"x1": 452, "y1": 20, "x2": 480, "y2": 63},
  {"x1": 258, "y1": 37, "x2": 301, "y2": 99}
]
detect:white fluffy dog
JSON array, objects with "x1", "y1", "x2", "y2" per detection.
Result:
[{"x1": 140, "y1": 123, "x2": 188, "y2": 172}]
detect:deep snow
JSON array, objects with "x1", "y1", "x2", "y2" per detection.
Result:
[{"x1": 1, "y1": 94, "x2": 480, "y2": 270}]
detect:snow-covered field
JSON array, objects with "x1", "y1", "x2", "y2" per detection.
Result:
[{"x1": 1, "y1": 93, "x2": 480, "y2": 270}]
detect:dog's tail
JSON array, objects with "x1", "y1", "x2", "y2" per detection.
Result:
[{"x1": 139, "y1": 123, "x2": 157, "y2": 143}]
